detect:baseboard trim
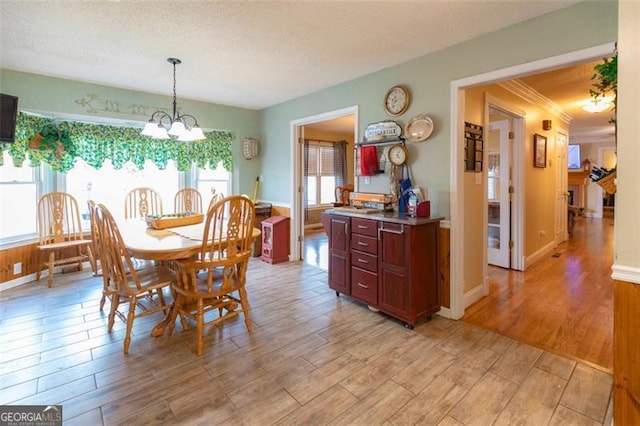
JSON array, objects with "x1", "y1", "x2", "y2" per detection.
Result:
[
  {"x1": 463, "y1": 284, "x2": 484, "y2": 309},
  {"x1": 612, "y1": 264, "x2": 640, "y2": 285},
  {"x1": 524, "y1": 240, "x2": 557, "y2": 269},
  {"x1": 0, "y1": 273, "x2": 39, "y2": 291}
]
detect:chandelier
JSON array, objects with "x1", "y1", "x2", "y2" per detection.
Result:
[{"x1": 141, "y1": 58, "x2": 206, "y2": 141}]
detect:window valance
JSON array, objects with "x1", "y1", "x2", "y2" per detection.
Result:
[{"x1": 0, "y1": 112, "x2": 233, "y2": 173}]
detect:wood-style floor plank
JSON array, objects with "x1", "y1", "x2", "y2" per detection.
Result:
[
  {"x1": 463, "y1": 215, "x2": 614, "y2": 370},
  {"x1": 0, "y1": 231, "x2": 614, "y2": 425}
]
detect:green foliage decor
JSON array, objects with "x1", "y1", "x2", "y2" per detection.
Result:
[
  {"x1": 590, "y1": 54, "x2": 617, "y2": 124},
  {"x1": 0, "y1": 112, "x2": 233, "y2": 173}
]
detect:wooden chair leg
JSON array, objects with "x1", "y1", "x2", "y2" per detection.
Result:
[
  {"x1": 239, "y1": 287, "x2": 252, "y2": 332},
  {"x1": 123, "y1": 297, "x2": 137, "y2": 354},
  {"x1": 108, "y1": 294, "x2": 119, "y2": 332},
  {"x1": 167, "y1": 294, "x2": 182, "y2": 336},
  {"x1": 47, "y1": 252, "x2": 55, "y2": 288},
  {"x1": 196, "y1": 298, "x2": 204, "y2": 356},
  {"x1": 99, "y1": 292, "x2": 107, "y2": 311},
  {"x1": 35, "y1": 250, "x2": 42, "y2": 281}
]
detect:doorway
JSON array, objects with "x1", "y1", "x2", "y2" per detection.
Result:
[
  {"x1": 449, "y1": 42, "x2": 616, "y2": 320},
  {"x1": 486, "y1": 108, "x2": 512, "y2": 269},
  {"x1": 289, "y1": 106, "x2": 358, "y2": 261}
]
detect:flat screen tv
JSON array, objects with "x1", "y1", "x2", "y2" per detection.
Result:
[
  {"x1": 0, "y1": 94, "x2": 19, "y2": 143},
  {"x1": 568, "y1": 144, "x2": 581, "y2": 170}
]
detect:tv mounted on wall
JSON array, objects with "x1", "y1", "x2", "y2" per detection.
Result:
[{"x1": 0, "y1": 93, "x2": 19, "y2": 143}]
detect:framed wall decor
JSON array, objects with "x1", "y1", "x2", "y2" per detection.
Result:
[
  {"x1": 464, "y1": 121, "x2": 483, "y2": 172},
  {"x1": 533, "y1": 133, "x2": 547, "y2": 168}
]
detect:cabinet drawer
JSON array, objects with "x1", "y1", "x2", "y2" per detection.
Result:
[
  {"x1": 351, "y1": 251, "x2": 377, "y2": 273},
  {"x1": 351, "y1": 234, "x2": 377, "y2": 255},
  {"x1": 351, "y1": 218, "x2": 379, "y2": 237},
  {"x1": 351, "y1": 266, "x2": 377, "y2": 306}
]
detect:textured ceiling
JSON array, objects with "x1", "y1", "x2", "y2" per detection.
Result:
[
  {"x1": 0, "y1": 0, "x2": 579, "y2": 110},
  {"x1": 1, "y1": 1, "x2": 611, "y2": 143},
  {"x1": 519, "y1": 60, "x2": 616, "y2": 143}
]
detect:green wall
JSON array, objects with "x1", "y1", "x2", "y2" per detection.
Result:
[
  {"x1": 258, "y1": 1, "x2": 618, "y2": 217},
  {"x1": 0, "y1": 69, "x2": 262, "y2": 196}
]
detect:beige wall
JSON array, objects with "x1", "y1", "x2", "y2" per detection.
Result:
[
  {"x1": 462, "y1": 89, "x2": 486, "y2": 290},
  {"x1": 615, "y1": 0, "x2": 640, "y2": 272},
  {"x1": 463, "y1": 84, "x2": 567, "y2": 290}
]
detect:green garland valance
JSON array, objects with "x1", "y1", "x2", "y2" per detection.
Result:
[{"x1": 0, "y1": 112, "x2": 233, "y2": 173}]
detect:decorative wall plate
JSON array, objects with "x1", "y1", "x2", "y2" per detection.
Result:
[{"x1": 404, "y1": 114, "x2": 434, "y2": 143}]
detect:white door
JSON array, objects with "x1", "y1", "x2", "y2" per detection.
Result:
[
  {"x1": 487, "y1": 116, "x2": 511, "y2": 268},
  {"x1": 555, "y1": 131, "x2": 569, "y2": 243}
]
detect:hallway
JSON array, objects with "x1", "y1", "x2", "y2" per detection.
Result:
[
  {"x1": 305, "y1": 214, "x2": 614, "y2": 370},
  {"x1": 463, "y1": 214, "x2": 614, "y2": 371}
]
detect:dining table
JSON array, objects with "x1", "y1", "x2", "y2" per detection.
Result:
[{"x1": 118, "y1": 219, "x2": 261, "y2": 336}]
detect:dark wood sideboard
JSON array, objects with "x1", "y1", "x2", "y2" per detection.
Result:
[{"x1": 321, "y1": 209, "x2": 442, "y2": 328}]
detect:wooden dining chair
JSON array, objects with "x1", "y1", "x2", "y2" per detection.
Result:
[
  {"x1": 334, "y1": 184, "x2": 354, "y2": 207},
  {"x1": 169, "y1": 195, "x2": 255, "y2": 355},
  {"x1": 94, "y1": 203, "x2": 175, "y2": 354},
  {"x1": 206, "y1": 192, "x2": 224, "y2": 213},
  {"x1": 124, "y1": 187, "x2": 163, "y2": 219},
  {"x1": 87, "y1": 200, "x2": 102, "y2": 277},
  {"x1": 174, "y1": 188, "x2": 203, "y2": 213},
  {"x1": 36, "y1": 192, "x2": 94, "y2": 288}
]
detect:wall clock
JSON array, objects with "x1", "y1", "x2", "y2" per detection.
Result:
[
  {"x1": 388, "y1": 143, "x2": 408, "y2": 166},
  {"x1": 384, "y1": 85, "x2": 410, "y2": 116}
]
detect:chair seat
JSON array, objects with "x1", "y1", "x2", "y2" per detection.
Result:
[
  {"x1": 122, "y1": 265, "x2": 175, "y2": 294},
  {"x1": 173, "y1": 268, "x2": 235, "y2": 298}
]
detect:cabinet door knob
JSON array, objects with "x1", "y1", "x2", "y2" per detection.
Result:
[
  {"x1": 357, "y1": 241, "x2": 368, "y2": 247},
  {"x1": 357, "y1": 282, "x2": 369, "y2": 289},
  {"x1": 357, "y1": 258, "x2": 369, "y2": 264}
]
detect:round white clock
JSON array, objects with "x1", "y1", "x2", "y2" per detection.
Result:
[
  {"x1": 384, "y1": 85, "x2": 410, "y2": 116},
  {"x1": 388, "y1": 143, "x2": 408, "y2": 166}
]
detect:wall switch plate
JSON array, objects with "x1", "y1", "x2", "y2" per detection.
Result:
[{"x1": 13, "y1": 262, "x2": 22, "y2": 275}]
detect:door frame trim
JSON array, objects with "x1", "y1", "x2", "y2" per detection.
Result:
[
  {"x1": 289, "y1": 106, "x2": 359, "y2": 261},
  {"x1": 449, "y1": 42, "x2": 616, "y2": 320}
]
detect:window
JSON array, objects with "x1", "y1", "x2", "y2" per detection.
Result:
[
  {"x1": 0, "y1": 150, "x2": 42, "y2": 244},
  {"x1": 66, "y1": 158, "x2": 180, "y2": 221},
  {"x1": 196, "y1": 161, "x2": 231, "y2": 206},
  {"x1": 568, "y1": 144, "x2": 582, "y2": 170},
  {"x1": 306, "y1": 142, "x2": 338, "y2": 207}
]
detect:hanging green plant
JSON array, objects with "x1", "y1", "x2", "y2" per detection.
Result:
[
  {"x1": 588, "y1": 52, "x2": 617, "y2": 193},
  {"x1": 589, "y1": 54, "x2": 617, "y2": 125},
  {"x1": 2, "y1": 112, "x2": 233, "y2": 173},
  {"x1": 29, "y1": 123, "x2": 77, "y2": 159}
]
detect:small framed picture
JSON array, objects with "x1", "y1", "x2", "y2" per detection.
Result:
[{"x1": 533, "y1": 133, "x2": 547, "y2": 168}]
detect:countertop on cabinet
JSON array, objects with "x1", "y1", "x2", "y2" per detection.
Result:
[{"x1": 325, "y1": 208, "x2": 444, "y2": 226}]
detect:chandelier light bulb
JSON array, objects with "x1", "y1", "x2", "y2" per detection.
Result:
[
  {"x1": 141, "y1": 57, "x2": 206, "y2": 142},
  {"x1": 168, "y1": 120, "x2": 186, "y2": 136},
  {"x1": 190, "y1": 126, "x2": 206, "y2": 141}
]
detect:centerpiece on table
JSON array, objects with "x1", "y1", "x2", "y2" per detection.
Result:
[{"x1": 145, "y1": 212, "x2": 204, "y2": 230}]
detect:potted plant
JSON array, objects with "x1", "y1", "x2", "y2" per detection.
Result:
[
  {"x1": 29, "y1": 123, "x2": 76, "y2": 159},
  {"x1": 588, "y1": 54, "x2": 617, "y2": 193}
]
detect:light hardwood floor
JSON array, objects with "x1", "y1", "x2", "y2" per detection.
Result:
[
  {"x1": 463, "y1": 214, "x2": 614, "y2": 371},
  {"x1": 0, "y1": 233, "x2": 612, "y2": 425}
]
